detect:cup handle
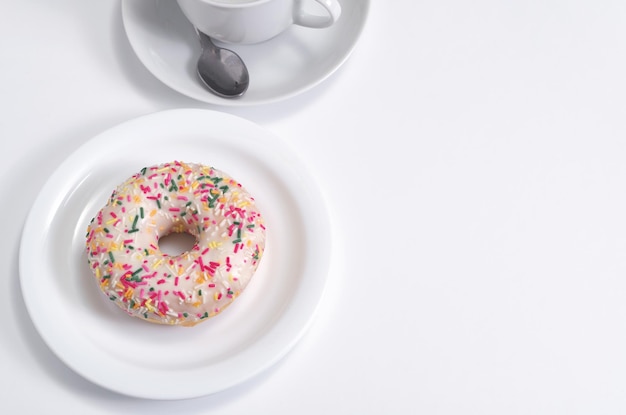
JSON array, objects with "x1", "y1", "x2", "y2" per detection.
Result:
[{"x1": 293, "y1": 0, "x2": 342, "y2": 28}]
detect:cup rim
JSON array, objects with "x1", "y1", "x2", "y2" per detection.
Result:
[{"x1": 185, "y1": 0, "x2": 271, "y2": 8}]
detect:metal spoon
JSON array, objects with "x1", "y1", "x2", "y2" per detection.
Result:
[{"x1": 196, "y1": 30, "x2": 249, "y2": 98}]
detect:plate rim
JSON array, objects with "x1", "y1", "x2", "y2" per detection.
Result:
[
  {"x1": 18, "y1": 109, "x2": 333, "y2": 399},
  {"x1": 120, "y1": 0, "x2": 371, "y2": 106}
]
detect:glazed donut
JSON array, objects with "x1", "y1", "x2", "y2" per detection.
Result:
[{"x1": 85, "y1": 161, "x2": 266, "y2": 326}]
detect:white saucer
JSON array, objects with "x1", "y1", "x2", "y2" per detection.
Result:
[
  {"x1": 19, "y1": 109, "x2": 333, "y2": 399},
  {"x1": 121, "y1": 0, "x2": 370, "y2": 106}
]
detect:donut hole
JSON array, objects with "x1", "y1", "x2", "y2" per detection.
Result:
[{"x1": 158, "y1": 231, "x2": 197, "y2": 256}]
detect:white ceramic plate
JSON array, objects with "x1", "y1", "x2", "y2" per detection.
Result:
[
  {"x1": 121, "y1": 0, "x2": 370, "y2": 106},
  {"x1": 19, "y1": 109, "x2": 332, "y2": 399}
]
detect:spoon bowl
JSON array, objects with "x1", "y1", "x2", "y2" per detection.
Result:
[{"x1": 196, "y1": 31, "x2": 249, "y2": 98}]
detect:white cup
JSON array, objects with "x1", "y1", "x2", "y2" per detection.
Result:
[{"x1": 176, "y1": 0, "x2": 342, "y2": 45}]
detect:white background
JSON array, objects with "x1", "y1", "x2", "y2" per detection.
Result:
[{"x1": 2, "y1": 0, "x2": 626, "y2": 413}]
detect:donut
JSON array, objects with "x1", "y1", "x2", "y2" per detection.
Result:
[{"x1": 85, "y1": 161, "x2": 266, "y2": 326}]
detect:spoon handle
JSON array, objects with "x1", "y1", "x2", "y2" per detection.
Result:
[{"x1": 196, "y1": 29, "x2": 216, "y2": 51}]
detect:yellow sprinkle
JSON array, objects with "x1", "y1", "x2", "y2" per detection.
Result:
[
  {"x1": 105, "y1": 218, "x2": 117, "y2": 225},
  {"x1": 150, "y1": 209, "x2": 157, "y2": 217},
  {"x1": 192, "y1": 301, "x2": 201, "y2": 308},
  {"x1": 153, "y1": 258, "x2": 164, "y2": 269}
]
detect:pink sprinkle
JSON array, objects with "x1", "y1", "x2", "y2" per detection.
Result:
[{"x1": 157, "y1": 279, "x2": 166, "y2": 284}]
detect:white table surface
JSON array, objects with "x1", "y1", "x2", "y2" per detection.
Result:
[{"x1": 2, "y1": 0, "x2": 626, "y2": 413}]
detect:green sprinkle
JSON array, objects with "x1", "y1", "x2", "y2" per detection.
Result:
[
  {"x1": 131, "y1": 215, "x2": 139, "y2": 229},
  {"x1": 103, "y1": 227, "x2": 110, "y2": 233},
  {"x1": 156, "y1": 199, "x2": 162, "y2": 209},
  {"x1": 183, "y1": 312, "x2": 189, "y2": 318},
  {"x1": 144, "y1": 313, "x2": 148, "y2": 319},
  {"x1": 140, "y1": 207, "x2": 144, "y2": 219},
  {"x1": 198, "y1": 289, "x2": 202, "y2": 296},
  {"x1": 201, "y1": 312, "x2": 209, "y2": 319},
  {"x1": 128, "y1": 229, "x2": 139, "y2": 233},
  {"x1": 108, "y1": 252, "x2": 115, "y2": 263},
  {"x1": 109, "y1": 295, "x2": 116, "y2": 301},
  {"x1": 140, "y1": 167, "x2": 147, "y2": 175}
]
